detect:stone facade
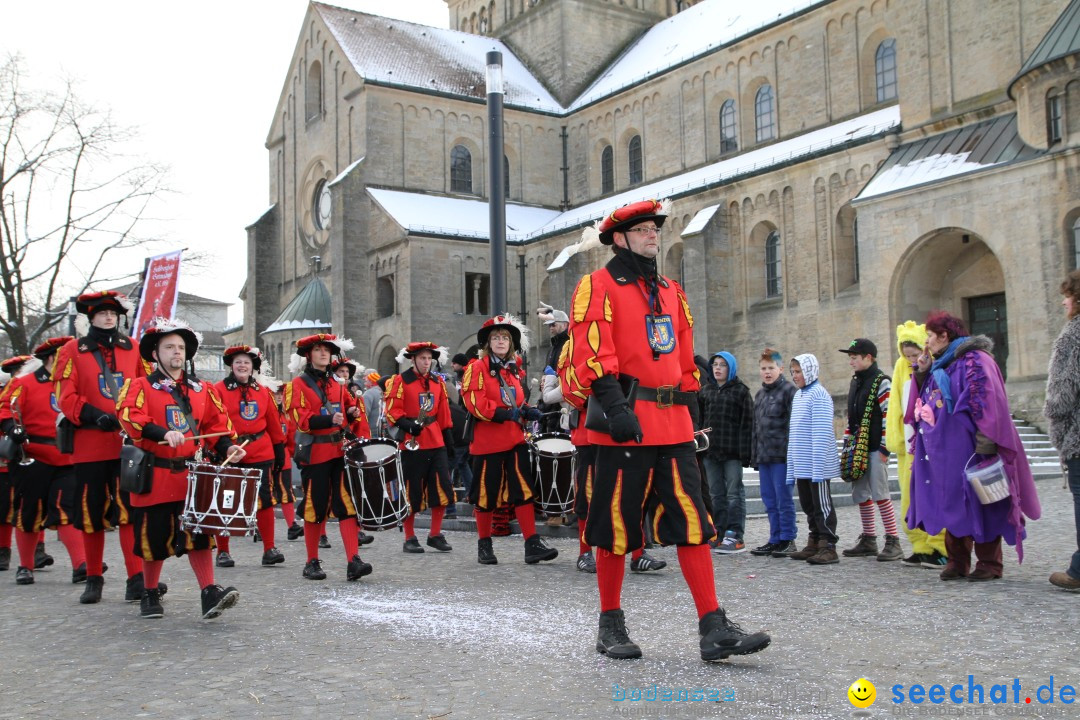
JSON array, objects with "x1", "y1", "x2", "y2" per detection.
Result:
[{"x1": 241, "y1": 0, "x2": 1080, "y2": 423}]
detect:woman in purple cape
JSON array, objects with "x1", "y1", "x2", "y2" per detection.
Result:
[{"x1": 907, "y1": 310, "x2": 1040, "y2": 581}]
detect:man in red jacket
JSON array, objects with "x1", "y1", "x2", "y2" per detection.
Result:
[
  {"x1": 384, "y1": 342, "x2": 455, "y2": 554},
  {"x1": 561, "y1": 200, "x2": 770, "y2": 662},
  {"x1": 53, "y1": 291, "x2": 151, "y2": 604},
  {"x1": 212, "y1": 346, "x2": 287, "y2": 568},
  {"x1": 0, "y1": 337, "x2": 88, "y2": 585},
  {"x1": 116, "y1": 318, "x2": 245, "y2": 620},
  {"x1": 283, "y1": 334, "x2": 371, "y2": 582}
]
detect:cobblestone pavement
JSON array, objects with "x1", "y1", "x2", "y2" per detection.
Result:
[{"x1": 1, "y1": 476, "x2": 1077, "y2": 720}]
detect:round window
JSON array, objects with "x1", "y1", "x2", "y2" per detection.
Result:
[{"x1": 314, "y1": 180, "x2": 332, "y2": 231}]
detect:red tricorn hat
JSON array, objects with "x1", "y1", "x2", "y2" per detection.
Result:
[
  {"x1": 330, "y1": 357, "x2": 359, "y2": 378},
  {"x1": 476, "y1": 314, "x2": 529, "y2": 353},
  {"x1": 138, "y1": 318, "x2": 201, "y2": 362},
  {"x1": 223, "y1": 344, "x2": 263, "y2": 371},
  {"x1": 0, "y1": 355, "x2": 32, "y2": 374},
  {"x1": 403, "y1": 341, "x2": 440, "y2": 360},
  {"x1": 75, "y1": 290, "x2": 133, "y2": 317},
  {"x1": 33, "y1": 336, "x2": 73, "y2": 360},
  {"x1": 295, "y1": 333, "x2": 353, "y2": 357},
  {"x1": 596, "y1": 199, "x2": 670, "y2": 245}
]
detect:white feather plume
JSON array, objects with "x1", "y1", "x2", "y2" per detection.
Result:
[
  {"x1": 75, "y1": 315, "x2": 90, "y2": 337},
  {"x1": 333, "y1": 336, "x2": 355, "y2": 355},
  {"x1": 15, "y1": 357, "x2": 43, "y2": 378},
  {"x1": 253, "y1": 357, "x2": 282, "y2": 392},
  {"x1": 0, "y1": 370, "x2": 9, "y2": 386},
  {"x1": 146, "y1": 317, "x2": 203, "y2": 346},
  {"x1": 287, "y1": 352, "x2": 307, "y2": 376},
  {"x1": 658, "y1": 198, "x2": 673, "y2": 216}
]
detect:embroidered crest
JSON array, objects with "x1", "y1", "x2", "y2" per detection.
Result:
[
  {"x1": 50, "y1": 393, "x2": 60, "y2": 413},
  {"x1": 418, "y1": 392, "x2": 435, "y2": 413},
  {"x1": 319, "y1": 402, "x2": 342, "y2": 416},
  {"x1": 500, "y1": 386, "x2": 517, "y2": 407},
  {"x1": 165, "y1": 404, "x2": 190, "y2": 432},
  {"x1": 239, "y1": 401, "x2": 259, "y2": 420},
  {"x1": 98, "y1": 372, "x2": 126, "y2": 399},
  {"x1": 645, "y1": 314, "x2": 676, "y2": 354}
]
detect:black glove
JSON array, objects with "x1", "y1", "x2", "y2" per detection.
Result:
[
  {"x1": 492, "y1": 407, "x2": 521, "y2": 423},
  {"x1": 8, "y1": 427, "x2": 28, "y2": 445},
  {"x1": 272, "y1": 443, "x2": 285, "y2": 474},
  {"x1": 95, "y1": 414, "x2": 122, "y2": 432},
  {"x1": 522, "y1": 405, "x2": 543, "y2": 422},
  {"x1": 397, "y1": 418, "x2": 424, "y2": 436},
  {"x1": 607, "y1": 406, "x2": 643, "y2": 444},
  {"x1": 589, "y1": 375, "x2": 630, "y2": 415}
]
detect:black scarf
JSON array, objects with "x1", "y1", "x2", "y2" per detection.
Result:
[
  {"x1": 847, "y1": 362, "x2": 882, "y2": 433},
  {"x1": 613, "y1": 246, "x2": 662, "y2": 314},
  {"x1": 87, "y1": 324, "x2": 119, "y2": 349}
]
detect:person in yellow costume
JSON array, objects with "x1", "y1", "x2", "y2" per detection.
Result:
[{"x1": 886, "y1": 321, "x2": 948, "y2": 568}]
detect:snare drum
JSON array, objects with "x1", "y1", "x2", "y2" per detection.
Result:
[
  {"x1": 529, "y1": 432, "x2": 575, "y2": 516},
  {"x1": 344, "y1": 437, "x2": 410, "y2": 530},
  {"x1": 181, "y1": 462, "x2": 261, "y2": 536}
]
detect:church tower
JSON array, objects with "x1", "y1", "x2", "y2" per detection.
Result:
[{"x1": 445, "y1": 0, "x2": 694, "y2": 106}]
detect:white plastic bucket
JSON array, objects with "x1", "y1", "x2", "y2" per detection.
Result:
[{"x1": 965, "y1": 454, "x2": 1011, "y2": 505}]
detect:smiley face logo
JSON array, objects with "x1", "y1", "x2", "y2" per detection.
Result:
[{"x1": 848, "y1": 678, "x2": 876, "y2": 708}]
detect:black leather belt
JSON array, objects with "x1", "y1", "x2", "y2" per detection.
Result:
[
  {"x1": 28, "y1": 435, "x2": 56, "y2": 446},
  {"x1": 153, "y1": 456, "x2": 195, "y2": 472},
  {"x1": 632, "y1": 385, "x2": 696, "y2": 408},
  {"x1": 236, "y1": 431, "x2": 265, "y2": 444},
  {"x1": 311, "y1": 432, "x2": 344, "y2": 444}
]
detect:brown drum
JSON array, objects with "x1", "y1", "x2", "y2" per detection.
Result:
[
  {"x1": 180, "y1": 462, "x2": 261, "y2": 536},
  {"x1": 344, "y1": 437, "x2": 409, "y2": 530},
  {"x1": 529, "y1": 432, "x2": 575, "y2": 516}
]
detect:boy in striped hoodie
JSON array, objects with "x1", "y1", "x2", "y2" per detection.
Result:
[{"x1": 785, "y1": 354, "x2": 842, "y2": 565}]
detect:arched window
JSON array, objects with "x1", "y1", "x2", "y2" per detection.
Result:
[
  {"x1": 305, "y1": 61, "x2": 322, "y2": 122},
  {"x1": 720, "y1": 99, "x2": 737, "y2": 153},
  {"x1": 376, "y1": 276, "x2": 394, "y2": 318},
  {"x1": 755, "y1": 85, "x2": 776, "y2": 143},
  {"x1": 765, "y1": 230, "x2": 782, "y2": 298},
  {"x1": 451, "y1": 145, "x2": 472, "y2": 193},
  {"x1": 478, "y1": 8, "x2": 488, "y2": 33},
  {"x1": 875, "y1": 39, "x2": 898, "y2": 103},
  {"x1": 504, "y1": 155, "x2": 510, "y2": 196},
  {"x1": 1048, "y1": 92, "x2": 1063, "y2": 145},
  {"x1": 1073, "y1": 216, "x2": 1080, "y2": 270},
  {"x1": 628, "y1": 135, "x2": 643, "y2": 185},
  {"x1": 601, "y1": 145, "x2": 614, "y2": 193}
]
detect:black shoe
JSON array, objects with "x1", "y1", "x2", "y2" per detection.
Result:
[
  {"x1": 302, "y1": 558, "x2": 327, "y2": 580},
  {"x1": 34, "y1": 543, "x2": 54, "y2": 569},
  {"x1": 524, "y1": 534, "x2": 558, "y2": 564},
  {"x1": 902, "y1": 552, "x2": 926, "y2": 567},
  {"x1": 200, "y1": 584, "x2": 239, "y2": 620},
  {"x1": 699, "y1": 608, "x2": 771, "y2": 661},
  {"x1": 0, "y1": 547, "x2": 9, "y2": 571},
  {"x1": 358, "y1": 530, "x2": 374, "y2": 546},
  {"x1": 630, "y1": 552, "x2": 666, "y2": 572},
  {"x1": 125, "y1": 572, "x2": 145, "y2": 603},
  {"x1": 287, "y1": 523, "x2": 304, "y2": 541},
  {"x1": 140, "y1": 588, "x2": 164, "y2": 619},
  {"x1": 477, "y1": 537, "x2": 498, "y2": 565},
  {"x1": 261, "y1": 547, "x2": 285, "y2": 566},
  {"x1": 576, "y1": 551, "x2": 597, "y2": 573},
  {"x1": 79, "y1": 575, "x2": 104, "y2": 604},
  {"x1": 921, "y1": 550, "x2": 948, "y2": 569},
  {"x1": 346, "y1": 554, "x2": 373, "y2": 581},
  {"x1": 596, "y1": 609, "x2": 643, "y2": 659},
  {"x1": 72, "y1": 561, "x2": 88, "y2": 584},
  {"x1": 15, "y1": 566, "x2": 34, "y2": 585},
  {"x1": 403, "y1": 536, "x2": 425, "y2": 554},
  {"x1": 770, "y1": 540, "x2": 798, "y2": 558},
  {"x1": 318, "y1": 534, "x2": 331, "y2": 549},
  {"x1": 426, "y1": 534, "x2": 453, "y2": 552},
  {"x1": 750, "y1": 542, "x2": 779, "y2": 556},
  {"x1": 216, "y1": 551, "x2": 235, "y2": 568}
]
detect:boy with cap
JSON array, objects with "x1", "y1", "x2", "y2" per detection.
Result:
[{"x1": 838, "y1": 338, "x2": 902, "y2": 561}]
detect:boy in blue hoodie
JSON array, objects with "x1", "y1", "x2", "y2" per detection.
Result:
[
  {"x1": 699, "y1": 351, "x2": 754, "y2": 554},
  {"x1": 785, "y1": 354, "x2": 842, "y2": 565}
]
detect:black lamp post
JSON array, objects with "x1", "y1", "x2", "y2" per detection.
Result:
[{"x1": 486, "y1": 50, "x2": 507, "y2": 315}]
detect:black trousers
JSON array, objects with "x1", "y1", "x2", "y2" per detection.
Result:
[{"x1": 796, "y1": 478, "x2": 838, "y2": 544}]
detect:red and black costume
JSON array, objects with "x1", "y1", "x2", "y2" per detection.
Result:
[
  {"x1": 275, "y1": 393, "x2": 299, "y2": 531},
  {"x1": 383, "y1": 341, "x2": 455, "y2": 552},
  {"x1": 462, "y1": 316, "x2": 557, "y2": 566},
  {"x1": 283, "y1": 334, "x2": 372, "y2": 581},
  {"x1": 52, "y1": 291, "x2": 150, "y2": 600},
  {"x1": 0, "y1": 357, "x2": 32, "y2": 575},
  {"x1": 212, "y1": 346, "x2": 286, "y2": 565},
  {"x1": 0, "y1": 338, "x2": 86, "y2": 583}
]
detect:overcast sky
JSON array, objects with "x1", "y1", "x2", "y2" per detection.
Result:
[{"x1": 1, "y1": 1, "x2": 450, "y2": 323}]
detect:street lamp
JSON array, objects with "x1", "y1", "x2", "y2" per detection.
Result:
[{"x1": 486, "y1": 50, "x2": 507, "y2": 315}]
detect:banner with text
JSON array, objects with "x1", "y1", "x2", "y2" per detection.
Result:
[{"x1": 132, "y1": 250, "x2": 183, "y2": 339}]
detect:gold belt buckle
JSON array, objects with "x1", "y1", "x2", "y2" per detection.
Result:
[{"x1": 656, "y1": 385, "x2": 675, "y2": 409}]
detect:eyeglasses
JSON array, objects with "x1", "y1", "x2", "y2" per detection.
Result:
[{"x1": 624, "y1": 226, "x2": 660, "y2": 236}]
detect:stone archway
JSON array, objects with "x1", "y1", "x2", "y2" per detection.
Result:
[
  {"x1": 891, "y1": 228, "x2": 1009, "y2": 373},
  {"x1": 376, "y1": 345, "x2": 399, "y2": 376}
]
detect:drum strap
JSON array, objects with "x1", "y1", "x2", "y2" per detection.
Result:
[
  {"x1": 299, "y1": 373, "x2": 338, "y2": 416},
  {"x1": 92, "y1": 350, "x2": 120, "y2": 400},
  {"x1": 165, "y1": 385, "x2": 200, "y2": 439}
]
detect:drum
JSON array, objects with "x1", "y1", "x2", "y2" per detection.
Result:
[
  {"x1": 344, "y1": 437, "x2": 409, "y2": 530},
  {"x1": 529, "y1": 432, "x2": 575, "y2": 516},
  {"x1": 180, "y1": 462, "x2": 261, "y2": 536}
]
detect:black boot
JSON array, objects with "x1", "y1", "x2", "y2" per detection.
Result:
[
  {"x1": 261, "y1": 547, "x2": 285, "y2": 566},
  {"x1": 346, "y1": 554, "x2": 373, "y2": 581},
  {"x1": 477, "y1": 537, "x2": 498, "y2": 565},
  {"x1": 357, "y1": 530, "x2": 374, "y2": 546},
  {"x1": 80, "y1": 575, "x2": 104, "y2": 604},
  {"x1": 426, "y1": 534, "x2": 452, "y2": 552},
  {"x1": 0, "y1": 547, "x2": 10, "y2": 571},
  {"x1": 200, "y1": 584, "x2": 239, "y2": 619},
  {"x1": 698, "y1": 608, "x2": 771, "y2": 661},
  {"x1": 72, "y1": 561, "x2": 88, "y2": 584},
  {"x1": 34, "y1": 543, "x2": 54, "y2": 569},
  {"x1": 125, "y1": 572, "x2": 145, "y2": 603},
  {"x1": 287, "y1": 523, "x2": 304, "y2": 541},
  {"x1": 140, "y1": 588, "x2": 164, "y2": 619},
  {"x1": 596, "y1": 609, "x2": 642, "y2": 659},
  {"x1": 302, "y1": 558, "x2": 326, "y2": 580},
  {"x1": 402, "y1": 536, "x2": 425, "y2": 554},
  {"x1": 523, "y1": 534, "x2": 558, "y2": 564},
  {"x1": 15, "y1": 566, "x2": 34, "y2": 585}
]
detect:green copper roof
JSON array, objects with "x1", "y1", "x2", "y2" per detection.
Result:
[
  {"x1": 1010, "y1": 0, "x2": 1080, "y2": 95},
  {"x1": 263, "y1": 275, "x2": 332, "y2": 334}
]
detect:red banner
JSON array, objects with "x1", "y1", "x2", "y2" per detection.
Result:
[{"x1": 132, "y1": 250, "x2": 183, "y2": 339}]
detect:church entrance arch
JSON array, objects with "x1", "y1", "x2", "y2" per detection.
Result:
[{"x1": 890, "y1": 228, "x2": 1008, "y2": 374}]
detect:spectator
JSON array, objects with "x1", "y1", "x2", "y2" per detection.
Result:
[
  {"x1": 362, "y1": 373, "x2": 385, "y2": 437},
  {"x1": 748, "y1": 348, "x2": 798, "y2": 557}
]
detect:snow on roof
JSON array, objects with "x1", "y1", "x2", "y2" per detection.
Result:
[
  {"x1": 682, "y1": 204, "x2": 720, "y2": 236},
  {"x1": 263, "y1": 318, "x2": 333, "y2": 333},
  {"x1": 315, "y1": 3, "x2": 562, "y2": 112},
  {"x1": 570, "y1": 0, "x2": 827, "y2": 110},
  {"x1": 366, "y1": 106, "x2": 898, "y2": 247},
  {"x1": 247, "y1": 204, "x2": 276, "y2": 228},
  {"x1": 329, "y1": 157, "x2": 365, "y2": 187},
  {"x1": 367, "y1": 188, "x2": 562, "y2": 241}
]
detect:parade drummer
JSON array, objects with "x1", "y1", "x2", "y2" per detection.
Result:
[
  {"x1": 115, "y1": 318, "x2": 244, "y2": 620},
  {"x1": 561, "y1": 199, "x2": 771, "y2": 661},
  {"x1": 212, "y1": 345, "x2": 287, "y2": 568},
  {"x1": 384, "y1": 342, "x2": 455, "y2": 554},
  {"x1": 461, "y1": 315, "x2": 557, "y2": 566},
  {"x1": 284, "y1": 334, "x2": 372, "y2": 582}
]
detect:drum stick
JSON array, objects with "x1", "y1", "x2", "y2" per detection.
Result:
[
  {"x1": 156, "y1": 431, "x2": 231, "y2": 445},
  {"x1": 220, "y1": 439, "x2": 251, "y2": 467}
]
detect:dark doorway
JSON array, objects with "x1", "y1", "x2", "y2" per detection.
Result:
[{"x1": 967, "y1": 293, "x2": 1008, "y2": 377}]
